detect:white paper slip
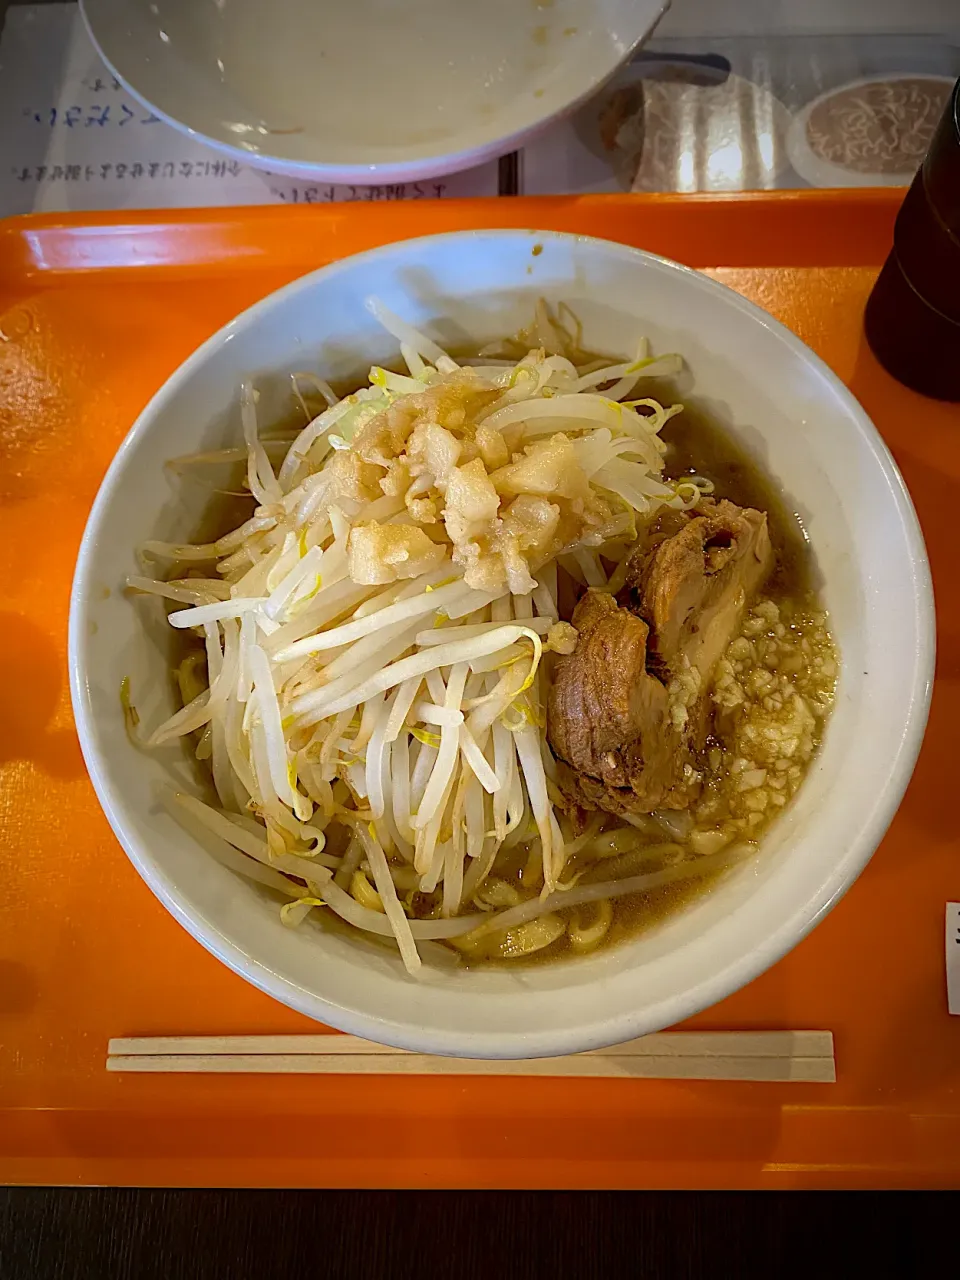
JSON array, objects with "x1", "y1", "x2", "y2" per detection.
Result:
[
  {"x1": 0, "y1": 3, "x2": 500, "y2": 218},
  {"x1": 948, "y1": 904, "x2": 960, "y2": 1015}
]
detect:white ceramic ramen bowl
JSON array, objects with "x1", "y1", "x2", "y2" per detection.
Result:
[
  {"x1": 80, "y1": 0, "x2": 668, "y2": 182},
  {"x1": 69, "y1": 230, "x2": 934, "y2": 1058}
]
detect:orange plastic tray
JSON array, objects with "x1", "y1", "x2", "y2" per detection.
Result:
[{"x1": 2, "y1": 191, "x2": 958, "y2": 1189}]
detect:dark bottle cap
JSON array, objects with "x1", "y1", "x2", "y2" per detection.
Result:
[
  {"x1": 923, "y1": 74, "x2": 960, "y2": 230},
  {"x1": 865, "y1": 78, "x2": 960, "y2": 400}
]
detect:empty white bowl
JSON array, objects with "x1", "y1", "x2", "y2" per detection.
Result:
[
  {"x1": 69, "y1": 230, "x2": 934, "y2": 1058},
  {"x1": 80, "y1": 0, "x2": 668, "y2": 182}
]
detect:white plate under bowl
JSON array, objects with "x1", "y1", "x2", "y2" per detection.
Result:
[
  {"x1": 79, "y1": 0, "x2": 669, "y2": 182},
  {"x1": 69, "y1": 230, "x2": 934, "y2": 1059}
]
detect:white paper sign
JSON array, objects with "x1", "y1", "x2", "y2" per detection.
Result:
[
  {"x1": 0, "y1": 3, "x2": 500, "y2": 218},
  {"x1": 948, "y1": 903, "x2": 960, "y2": 1015}
]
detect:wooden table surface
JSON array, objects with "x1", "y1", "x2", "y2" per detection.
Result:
[{"x1": 0, "y1": 1187, "x2": 951, "y2": 1277}]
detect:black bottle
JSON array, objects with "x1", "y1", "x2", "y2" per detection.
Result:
[{"x1": 865, "y1": 77, "x2": 960, "y2": 401}]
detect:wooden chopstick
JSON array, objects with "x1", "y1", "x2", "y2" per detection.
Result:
[{"x1": 106, "y1": 1031, "x2": 835, "y2": 1082}]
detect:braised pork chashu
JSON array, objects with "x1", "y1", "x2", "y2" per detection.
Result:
[{"x1": 548, "y1": 499, "x2": 772, "y2": 815}]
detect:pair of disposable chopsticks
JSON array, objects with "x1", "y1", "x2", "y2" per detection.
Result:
[{"x1": 106, "y1": 1030, "x2": 835, "y2": 1082}]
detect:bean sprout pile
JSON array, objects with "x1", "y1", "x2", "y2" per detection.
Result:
[{"x1": 130, "y1": 300, "x2": 734, "y2": 975}]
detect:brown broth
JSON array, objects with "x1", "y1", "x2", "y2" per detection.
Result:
[{"x1": 655, "y1": 381, "x2": 815, "y2": 602}]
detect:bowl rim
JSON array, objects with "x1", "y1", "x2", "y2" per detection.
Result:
[
  {"x1": 68, "y1": 229, "x2": 936, "y2": 1057},
  {"x1": 78, "y1": 0, "x2": 670, "y2": 183}
]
